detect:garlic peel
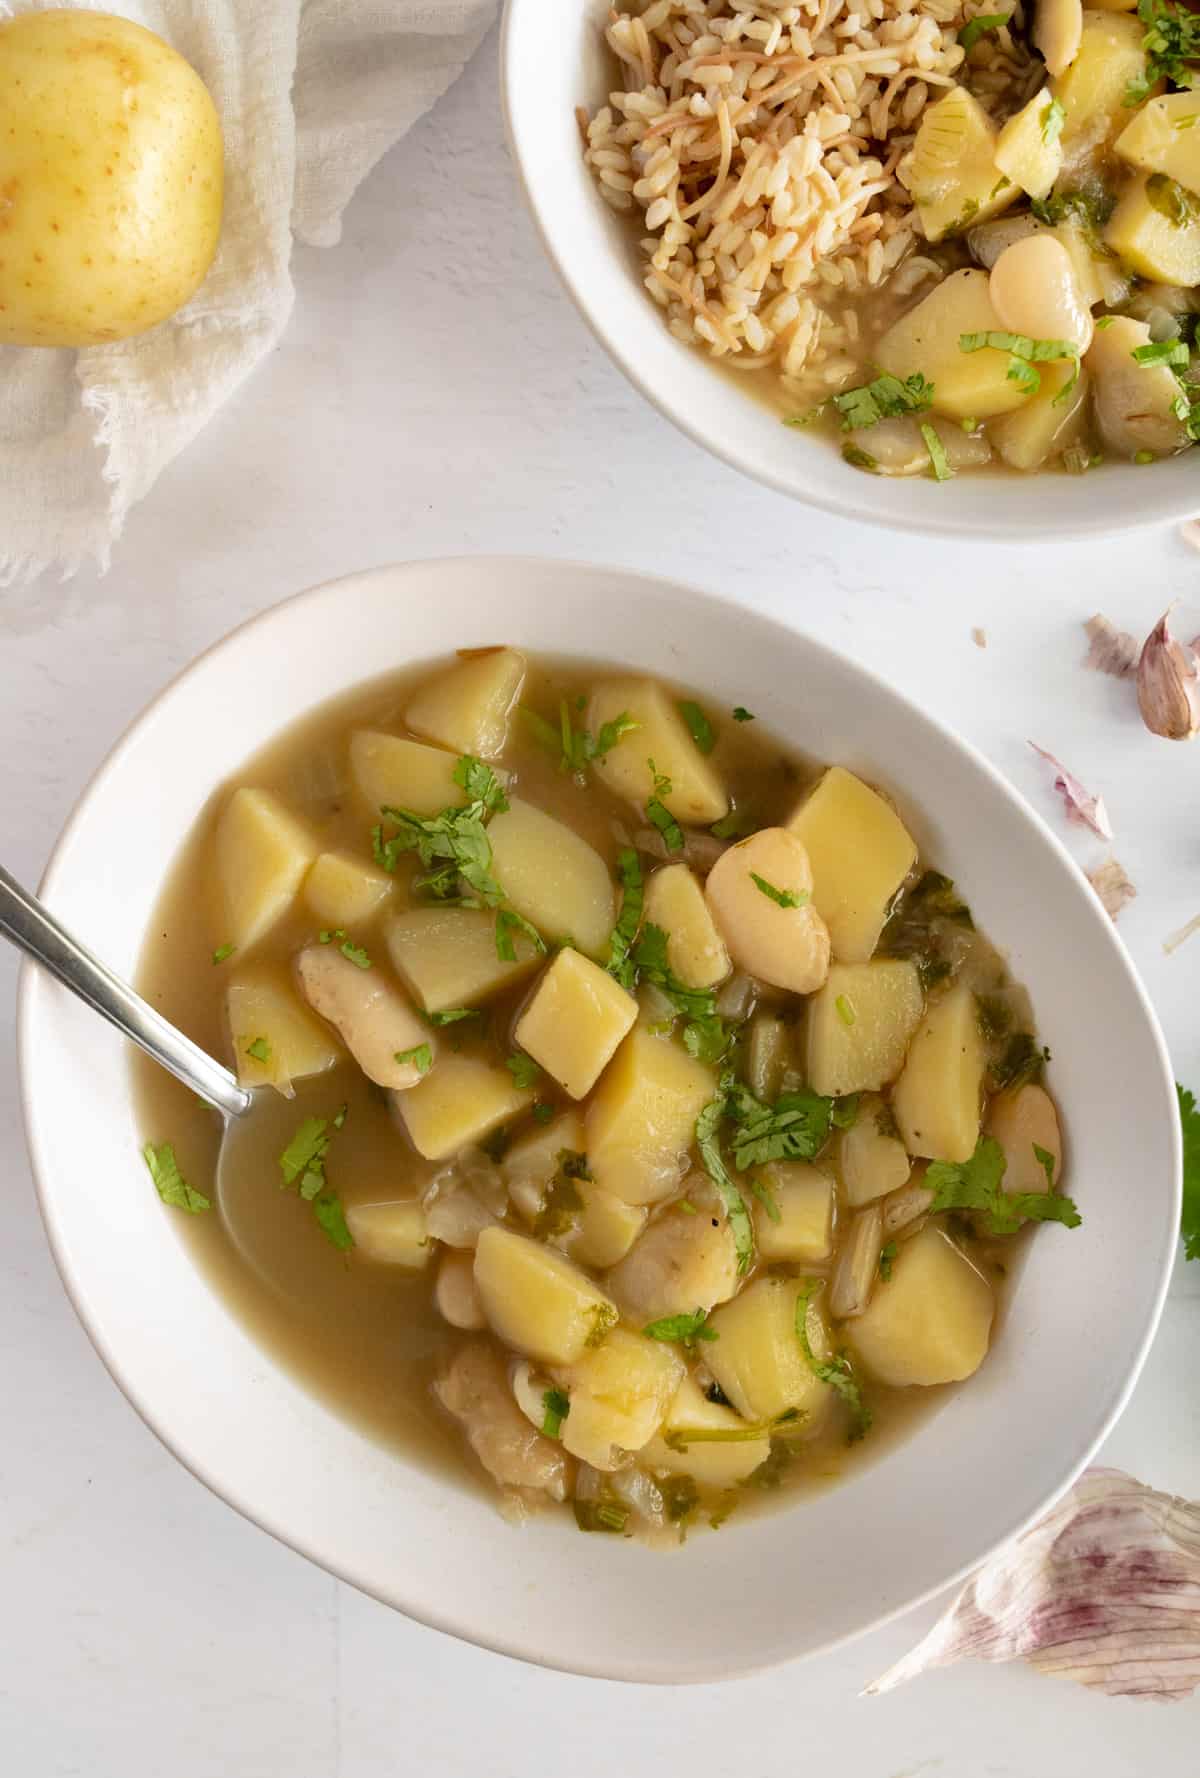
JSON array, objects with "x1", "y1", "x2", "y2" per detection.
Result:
[
  {"x1": 1088, "y1": 855, "x2": 1137, "y2": 922},
  {"x1": 1083, "y1": 613, "x2": 1139, "y2": 679},
  {"x1": 1029, "y1": 743, "x2": 1113, "y2": 839},
  {"x1": 866, "y1": 1469, "x2": 1200, "y2": 1701},
  {"x1": 1137, "y1": 610, "x2": 1200, "y2": 741}
]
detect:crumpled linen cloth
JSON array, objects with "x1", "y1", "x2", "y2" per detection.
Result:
[{"x1": 0, "y1": 0, "x2": 496, "y2": 585}]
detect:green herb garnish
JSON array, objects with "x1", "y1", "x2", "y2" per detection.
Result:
[
  {"x1": 643, "y1": 1308, "x2": 719, "y2": 1347},
  {"x1": 574, "y1": 1496, "x2": 628, "y2": 1535},
  {"x1": 542, "y1": 1388, "x2": 570, "y2": 1439},
  {"x1": 211, "y1": 942, "x2": 236, "y2": 965},
  {"x1": 424, "y1": 1006, "x2": 480, "y2": 1026},
  {"x1": 279, "y1": 1115, "x2": 334, "y2": 1198},
  {"x1": 313, "y1": 1191, "x2": 354, "y2": 1251},
  {"x1": 835, "y1": 994, "x2": 856, "y2": 1028},
  {"x1": 723, "y1": 1075, "x2": 835, "y2": 1170},
  {"x1": 958, "y1": 10, "x2": 1010, "y2": 51},
  {"x1": 926, "y1": 1135, "x2": 1081, "y2": 1234},
  {"x1": 750, "y1": 872, "x2": 809, "y2": 909},
  {"x1": 1126, "y1": 0, "x2": 1200, "y2": 106},
  {"x1": 678, "y1": 699, "x2": 716, "y2": 754},
  {"x1": 495, "y1": 905, "x2": 547, "y2": 962},
  {"x1": 1146, "y1": 170, "x2": 1200, "y2": 226},
  {"x1": 795, "y1": 1283, "x2": 872, "y2": 1441},
  {"x1": 959, "y1": 331, "x2": 1080, "y2": 403},
  {"x1": 732, "y1": 707, "x2": 755, "y2": 723},
  {"x1": 394, "y1": 1042, "x2": 433, "y2": 1076},
  {"x1": 452, "y1": 755, "x2": 509, "y2": 813},
  {"x1": 879, "y1": 1240, "x2": 897, "y2": 1282},
  {"x1": 1133, "y1": 338, "x2": 1190, "y2": 369},
  {"x1": 586, "y1": 1302, "x2": 619, "y2": 1347},
  {"x1": 506, "y1": 1052, "x2": 541, "y2": 1090},
  {"x1": 557, "y1": 701, "x2": 639, "y2": 776},
  {"x1": 646, "y1": 760, "x2": 685, "y2": 853},
  {"x1": 710, "y1": 808, "x2": 756, "y2": 839},
  {"x1": 990, "y1": 1031, "x2": 1050, "y2": 1091},
  {"x1": 244, "y1": 1036, "x2": 271, "y2": 1063},
  {"x1": 374, "y1": 791, "x2": 504, "y2": 906},
  {"x1": 920, "y1": 420, "x2": 954, "y2": 481},
  {"x1": 340, "y1": 940, "x2": 371, "y2": 970},
  {"x1": 842, "y1": 443, "x2": 879, "y2": 471},
  {"x1": 695, "y1": 1096, "x2": 755, "y2": 1273},
  {"x1": 1179, "y1": 1082, "x2": 1200, "y2": 1260},
  {"x1": 142, "y1": 1141, "x2": 211, "y2": 1214},
  {"x1": 532, "y1": 1102, "x2": 555, "y2": 1124},
  {"x1": 1041, "y1": 96, "x2": 1066, "y2": 145},
  {"x1": 832, "y1": 370, "x2": 934, "y2": 431},
  {"x1": 682, "y1": 1014, "x2": 732, "y2": 1064},
  {"x1": 605, "y1": 847, "x2": 644, "y2": 989}
]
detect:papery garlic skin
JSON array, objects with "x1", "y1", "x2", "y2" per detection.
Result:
[{"x1": 1138, "y1": 612, "x2": 1200, "y2": 742}]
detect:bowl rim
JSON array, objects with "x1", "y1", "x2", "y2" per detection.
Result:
[
  {"x1": 16, "y1": 554, "x2": 1183, "y2": 1682},
  {"x1": 499, "y1": 0, "x2": 1200, "y2": 544}
]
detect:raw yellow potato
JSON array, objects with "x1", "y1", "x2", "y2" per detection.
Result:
[
  {"x1": 349, "y1": 731, "x2": 508, "y2": 818},
  {"x1": 565, "y1": 1187, "x2": 647, "y2": 1270},
  {"x1": 706, "y1": 1277, "x2": 833, "y2": 1426},
  {"x1": 837, "y1": 1095, "x2": 912, "y2": 1207},
  {"x1": 0, "y1": 11, "x2": 222, "y2": 347},
  {"x1": 806, "y1": 960, "x2": 924, "y2": 1098},
  {"x1": 988, "y1": 361, "x2": 1090, "y2": 471},
  {"x1": 746, "y1": 1012, "x2": 792, "y2": 1102},
  {"x1": 502, "y1": 1112, "x2": 586, "y2": 1223},
  {"x1": 786, "y1": 767, "x2": 918, "y2": 963},
  {"x1": 606, "y1": 1204, "x2": 739, "y2": 1321},
  {"x1": 295, "y1": 945, "x2": 430, "y2": 1090},
  {"x1": 986, "y1": 1082, "x2": 1063, "y2": 1193},
  {"x1": 642, "y1": 1375, "x2": 772, "y2": 1487},
  {"x1": 434, "y1": 1248, "x2": 487, "y2": 1328},
  {"x1": 588, "y1": 677, "x2": 729, "y2": 825},
  {"x1": 488, "y1": 799, "x2": 615, "y2": 957},
  {"x1": 586, "y1": 1028, "x2": 717, "y2": 1205},
  {"x1": 989, "y1": 234, "x2": 1093, "y2": 352},
  {"x1": 876, "y1": 270, "x2": 1032, "y2": 421},
  {"x1": 1034, "y1": 0, "x2": 1083, "y2": 76},
  {"x1": 473, "y1": 1226, "x2": 617, "y2": 1365},
  {"x1": 850, "y1": 1226, "x2": 993, "y2": 1386},
  {"x1": 345, "y1": 1199, "x2": 431, "y2": 1268},
  {"x1": 226, "y1": 968, "x2": 340, "y2": 1093},
  {"x1": 404, "y1": 649, "x2": 525, "y2": 760},
  {"x1": 1117, "y1": 91, "x2": 1200, "y2": 191},
  {"x1": 1056, "y1": 11, "x2": 1152, "y2": 171},
  {"x1": 385, "y1": 906, "x2": 540, "y2": 1013},
  {"x1": 215, "y1": 788, "x2": 318, "y2": 955},
  {"x1": 753, "y1": 1162, "x2": 836, "y2": 1264},
  {"x1": 555, "y1": 1329, "x2": 684, "y2": 1468},
  {"x1": 898, "y1": 86, "x2": 1017, "y2": 243},
  {"x1": 994, "y1": 90, "x2": 1065, "y2": 200},
  {"x1": 398, "y1": 1055, "x2": 532, "y2": 1162},
  {"x1": 304, "y1": 850, "x2": 394, "y2": 928},
  {"x1": 704, "y1": 828, "x2": 830, "y2": 995},
  {"x1": 643, "y1": 864, "x2": 730, "y2": 989},
  {"x1": 1104, "y1": 175, "x2": 1200, "y2": 285},
  {"x1": 514, "y1": 948, "x2": 637, "y2": 1099},
  {"x1": 892, "y1": 984, "x2": 986, "y2": 1163},
  {"x1": 1086, "y1": 314, "x2": 1191, "y2": 457}
]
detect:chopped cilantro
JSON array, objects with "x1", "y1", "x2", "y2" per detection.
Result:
[
  {"x1": 661, "y1": 1474, "x2": 700, "y2": 1524},
  {"x1": 710, "y1": 808, "x2": 756, "y2": 839},
  {"x1": 1033, "y1": 1142, "x2": 1056, "y2": 1190},
  {"x1": 695, "y1": 1095, "x2": 755, "y2": 1272},
  {"x1": 920, "y1": 421, "x2": 954, "y2": 482},
  {"x1": 534, "y1": 1170, "x2": 584, "y2": 1239},
  {"x1": 142, "y1": 1141, "x2": 211, "y2": 1214},
  {"x1": 646, "y1": 760, "x2": 685, "y2": 853},
  {"x1": 605, "y1": 847, "x2": 644, "y2": 989},
  {"x1": 452, "y1": 755, "x2": 509, "y2": 813},
  {"x1": 1126, "y1": 0, "x2": 1200, "y2": 106},
  {"x1": 990, "y1": 1031, "x2": 1050, "y2": 1091},
  {"x1": 732, "y1": 707, "x2": 754, "y2": 723},
  {"x1": 532, "y1": 1102, "x2": 555, "y2": 1124},
  {"x1": 959, "y1": 11, "x2": 1010, "y2": 51},
  {"x1": 313, "y1": 1191, "x2": 354, "y2": 1251},
  {"x1": 542, "y1": 1388, "x2": 570, "y2": 1439},
  {"x1": 1179, "y1": 1082, "x2": 1200, "y2": 1260},
  {"x1": 495, "y1": 905, "x2": 547, "y2": 962},
  {"x1": 795, "y1": 1284, "x2": 872, "y2": 1441},
  {"x1": 959, "y1": 331, "x2": 1080, "y2": 403},
  {"x1": 339, "y1": 940, "x2": 371, "y2": 970},
  {"x1": 832, "y1": 370, "x2": 934, "y2": 431},
  {"x1": 595, "y1": 712, "x2": 639, "y2": 757},
  {"x1": 747, "y1": 1173, "x2": 782, "y2": 1222},
  {"x1": 574, "y1": 1496, "x2": 628, "y2": 1535},
  {"x1": 682, "y1": 1014, "x2": 732, "y2": 1064},
  {"x1": 879, "y1": 1240, "x2": 897, "y2": 1282},
  {"x1": 557, "y1": 700, "x2": 639, "y2": 775},
  {"x1": 375, "y1": 793, "x2": 504, "y2": 907},
  {"x1": 424, "y1": 1006, "x2": 480, "y2": 1026},
  {"x1": 585, "y1": 1303, "x2": 619, "y2": 1347},
  {"x1": 643, "y1": 1308, "x2": 718, "y2": 1347},
  {"x1": 506, "y1": 1052, "x2": 541, "y2": 1091},
  {"x1": 842, "y1": 443, "x2": 879, "y2": 471},
  {"x1": 678, "y1": 699, "x2": 716, "y2": 754},
  {"x1": 975, "y1": 993, "x2": 1012, "y2": 1042},
  {"x1": 318, "y1": 928, "x2": 346, "y2": 944},
  {"x1": 244, "y1": 1036, "x2": 271, "y2": 1063},
  {"x1": 1041, "y1": 96, "x2": 1066, "y2": 146},
  {"x1": 279, "y1": 1115, "x2": 333, "y2": 1198},
  {"x1": 835, "y1": 994, "x2": 856, "y2": 1028},
  {"x1": 832, "y1": 1094, "x2": 860, "y2": 1130},
  {"x1": 519, "y1": 704, "x2": 562, "y2": 755},
  {"x1": 394, "y1": 1042, "x2": 433, "y2": 1076},
  {"x1": 750, "y1": 872, "x2": 809, "y2": 909},
  {"x1": 1146, "y1": 171, "x2": 1200, "y2": 226},
  {"x1": 723, "y1": 1075, "x2": 834, "y2": 1170},
  {"x1": 926, "y1": 1135, "x2": 1081, "y2": 1233},
  {"x1": 211, "y1": 942, "x2": 236, "y2": 965},
  {"x1": 1133, "y1": 338, "x2": 1190, "y2": 369}
]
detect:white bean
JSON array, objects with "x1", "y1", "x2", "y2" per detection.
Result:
[{"x1": 989, "y1": 234, "x2": 1093, "y2": 354}]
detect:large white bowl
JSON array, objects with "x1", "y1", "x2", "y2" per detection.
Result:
[
  {"x1": 19, "y1": 558, "x2": 1180, "y2": 1682},
  {"x1": 502, "y1": 0, "x2": 1198, "y2": 541}
]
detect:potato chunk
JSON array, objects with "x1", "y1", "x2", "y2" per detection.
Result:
[
  {"x1": 837, "y1": 1094, "x2": 912, "y2": 1206},
  {"x1": 586, "y1": 1029, "x2": 717, "y2": 1205},
  {"x1": 1116, "y1": 91, "x2": 1200, "y2": 192},
  {"x1": 502, "y1": 1112, "x2": 586, "y2": 1223},
  {"x1": 566, "y1": 1188, "x2": 647, "y2": 1270},
  {"x1": 994, "y1": 89, "x2": 1064, "y2": 200},
  {"x1": 643, "y1": 863, "x2": 730, "y2": 988},
  {"x1": 641, "y1": 1375, "x2": 772, "y2": 1487},
  {"x1": 1086, "y1": 313, "x2": 1191, "y2": 456},
  {"x1": 514, "y1": 949, "x2": 637, "y2": 1099},
  {"x1": 304, "y1": 850, "x2": 394, "y2": 928},
  {"x1": 398, "y1": 1056, "x2": 532, "y2": 1161},
  {"x1": 226, "y1": 968, "x2": 341, "y2": 1093},
  {"x1": 295, "y1": 945, "x2": 431, "y2": 1090},
  {"x1": 705, "y1": 828, "x2": 830, "y2": 994},
  {"x1": 850, "y1": 1226, "x2": 993, "y2": 1386},
  {"x1": 786, "y1": 767, "x2": 918, "y2": 963},
  {"x1": 753, "y1": 1162, "x2": 836, "y2": 1263},
  {"x1": 805, "y1": 960, "x2": 924, "y2": 1097},
  {"x1": 216, "y1": 788, "x2": 318, "y2": 954},
  {"x1": 349, "y1": 731, "x2": 508, "y2": 819},
  {"x1": 706, "y1": 1277, "x2": 833, "y2": 1426},
  {"x1": 892, "y1": 984, "x2": 985, "y2": 1163},
  {"x1": 588, "y1": 677, "x2": 729, "y2": 824},
  {"x1": 986, "y1": 1082, "x2": 1063, "y2": 1193},
  {"x1": 555, "y1": 1329, "x2": 684, "y2": 1469},
  {"x1": 404, "y1": 648, "x2": 525, "y2": 760},
  {"x1": 473, "y1": 1226, "x2": 617, "y2": 1365},
  {"x1": 877, "y1": 269, "x2": 1031, "y2": 421},
  {"x1": 385, "y1": 905, "x2": 540, "y2": 1013},
  {"x1": 1104, "y1": 175, "x2": 1200, "y2": 286},
  {"x1": 607, "y1": 1204, "x2": 740, "y2": 1322},
  {"x1": 898, "y1": 86, "x2": 1017, "y2": 243},
  {"x1": 346, "y1": 1199, "x2": 432, "y2": 1268},
  {"x1": 1034, "y1": 0, "x2": 1082, "y2": 77},
  {"x1": 488, "y1": 799, "x2": 615, "y2": 958},
  {"x1": 988, "y1": 361, "x2": 1090, "y2": 472},
  {"x1": 1056, "y1": 12, "x2": 1151, "y2": 172}
]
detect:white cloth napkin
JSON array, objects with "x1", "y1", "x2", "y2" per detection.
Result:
[{"x1": 0, "y1": 0, "x2": 497, "y2": 586}]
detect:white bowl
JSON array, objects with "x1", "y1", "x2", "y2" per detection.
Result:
[
  {"x1": 501, "y1": 0, "x2": 1198, "y2": 541},
  {"x1": 19, "y1": 557, "x2": 1180, "y2": 1682}
]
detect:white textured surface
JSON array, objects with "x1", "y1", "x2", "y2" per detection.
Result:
[{"x1": 2, "y1": 22, "x2": 1199, "y2": 1775}]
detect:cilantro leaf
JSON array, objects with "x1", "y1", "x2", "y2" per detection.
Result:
[
  {"x1": 542, "y1": 1388, "x2": 570, "y2": 1439},
  {"x1": 990, "y1": 1032, "x2": 1050, "y2": 1092},
  {"x1": 835, "y1": 994, "x2": 856, "y2": 1028},
  {"x1": 605, "y1": 847, "x2": 644, "y2": 989},
  {"x1": 244, "y1": 1036, "x2": 271, "y2": 1062},
  {"x1": 594, "y1": 712, "x2": 639, "y2": 758},
  {"x1": 682, "y1": 1014, "x2": 732, "y2": 1064},
  {"x1": 452, "y1": 755, "x2": 509, "y2": 813},
  {"x1": 376, "y1": 798, "x2": 504, "y2": 906},
  {"x1": 732, "y1": 707, "x2": 755, "y2": 723},
  {"x1": 959, "y1": 331, "x2": 1080, "y2": 403},
  {"x1": 832, "y1": 370, "x2": 934, "y2": 431},
  {"x1": 879, "y1": 1240, "x2": 897, "y2": 1282},
  {"x1": 495, "y1": 905, "x2": 547, "y2": 962},
  {"x1": 313, "y1": 1190, "x2": 354, "y2": 1251},
  {"x1": 532, "y1": 1102, "x2": 554, "y2": 1124},
  {"x1": 279, "y1": 1115, "x2": 332, "y2": 1198},
  {"x1": 142, "y1": 1141, "x2": 211, "y2": 1214},
  {"x1": 424, "y1": 1006, "x2": 480, "y2": 1026},
  {"x1": 958, "y1": 10, "x2": 1010, "y2": 50},
  {"x1": 1133, "y1": 338, "x2": 1190, "y2": 369},
  {"x1": 920, "y1": 420, "x2": 954, "y2": 481},
  {"x1": 1179, "y1": 1083, "x2": 1200, "y2": 1260},
  {"x1": 339, "y1": 940, "x2": 371, "y2": 970},
  {"x1": 394, "y1": 1042, "x2": 433, "y2": 1076},
  {"x1": 646, "y1": 760, "x2": 685, "y2": 854},
  {"x1": 642, "y1": 1308, "x2": 718, "y2": 1347},
  {"x1": 631, "y1": 923, "x2": 719, "y2": 1023},
  {"x1": 211, "y1": 942, "x2": 236, "y2": 965},
  {"x1": 1126, "y1": 0, "x2": 1200, "y2": 106},
  {"x1": 795, "y1": 1283, "x2": 872, "y2": 1442},
  {"x1": 557, "y1": 701, "x2": 639, "y2": 775},
  {"x1": 695, "y1": 1096, "x2": 755, "y2": 1273},
  {"x1": 678, "y1": 700, "x2": 716, "y2": 754},
  {"x1": 750, "y1": 872, "x2": 809, "y2": 909},
  {"x1": 1041, "y1": 96, "x2": 1066, "y2": 145},
  {"x1": 724, "y1": 1076, "x2": 834, "y2": 1170},
  {"x1": 507, "y1": 1052, "x2": 541, "y2": 1090},
  {"x1": 926, "y1": 1135, "x2": 1081, "y2": 1234},
  {"x1": 710, "y1": 808, "x2": 756, "y2": 839}
]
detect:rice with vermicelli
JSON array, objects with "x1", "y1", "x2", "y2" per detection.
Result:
[{"x1": 583, "y1": 0, "x2": 1037, "y2": 404}]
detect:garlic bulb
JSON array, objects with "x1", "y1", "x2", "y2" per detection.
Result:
[{"x1": 1137, "y1": 610, "x2": 1200, "y2": 741}]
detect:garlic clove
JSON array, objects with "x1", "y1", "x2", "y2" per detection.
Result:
[{"x1": 1137, "y1": 610, "x2": 1200, "y2": 741}]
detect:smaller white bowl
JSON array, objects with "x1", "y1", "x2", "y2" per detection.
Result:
[{"x1": 501, "y1": 0, "x2": 1199, "y2": 541}]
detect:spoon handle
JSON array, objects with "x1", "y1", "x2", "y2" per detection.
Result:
[{"x1": 1, "y1": 863, "x2": 250, "y2": 1119}]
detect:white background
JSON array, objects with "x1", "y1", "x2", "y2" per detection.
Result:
[{"x1": 3, "y1": 21, "x2": 1200, "y2": 1775}]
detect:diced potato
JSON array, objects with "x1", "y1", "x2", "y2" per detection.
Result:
[
  {"x1": 502, "y1": 1112, "x2": 586, "y2": 1223},
  {"x1": 488, "y1": 799, "x2": 615, "y2": 958},
  {"x1": 215, "y1": 788, "x2": 318, "y2": 954},
  {"x1": 837, "y1": 1094, "x2": 912, "y2": 1206},
  {"x1": 1104, "y1": 174, "x2": 1200, "y2": 285},
  {"x1": 1034, "y1": 0, "x2": 1083, "y2": 77},
  {"x1": 303, "y1": 850, "x2": 394, "y2": 928},
  {"x1": 1056, "y1": 11, "x2": 1153, "y2": 172},
  {"x1": 786, "y1": 767, "x2": 918, "y2": 963},
  {"x1": 706, "y1": 1277, "x2": 833, "y2": 1426},
  {"x1": 898, "y1": 86, "x2": 1018, "y2": 243},
  {"x1": 877, "y1": 269, "x2": 1032, "y2": 421},
  {"x1": 891, "y1": 984, "x2": 986, "y2": 1163},
  {"x1": 988, "y1": 361, "x2": 1090, "y2": 472},
  {"x1": 588, "y1": 677, "x2": 729, "y2": 825},
  {"x1": 753, "y1": 1162, "x2": 836, "y2": 1264},
  {"x1": 566, "y1": 1187, "x2": 647, "y2": 1270},
  {"x1": 1117, "y1": 91, "x2": 1200, "y2": 191},
  {"x1": 704, "y1": 828, "x2": 831, "y2": 995},
  {"x1": 404, "y1": 648, "x2": 526, "y2": 760},
  {"x1": 514, "y1": 949, "x2": 637, "y2": 1099},
  {"x1": 398, "y1": 1055, "x2": 533, "y2": 1162},
  {"x1": 641, "y1": 1374, "x2": 772, "y2": 1487},
  {"x1": 746, "y1": 1012, "x2": 792, "y2": 1102},
  {"x1": 850, "y1": 1226, "x2": 993, "y2": 1386},
  {"x1": 295, "y1": 945, "x2": 431, "y2": 1090},
  {"x1": 643, "y1": 863, "x2": 730, "y2": 989},
  {"x1": 606, "y1": 1204, "x2": 739, "y2": 1321},
  {"x1": 986, "y1": 1082, "x2": 1063, "y2": 1193},
  {"x1": 1086, "y1": 314, "x2": 1191, "y2": 457},
  {"x1": 434, "y1": 1248, "x2": 487, "y2": 1328},
  {"x1": 994, "y1": 89, "x2": 1064, "y2": 200},
  {"x1": 806, "y1": 960, "x2": 924, "y2": 1098},
  {"x1": 385, "y1": 905, "x2": 540, "y2": 1013},
  {"x1": 349, "y1": 730, "x2": 508, "y2": 819},
  {"x1": 473, "y1": 1226, "x2": 617, "y2": 1364},
  {"x1": 345, "y1": 1199, "x2": 432, "y2": 1268},
  {"x1": 555, "y1": 1328, "x2": 685, "y2": 1468},
  {"x1": 226, "y1": 968, "x2": 341, "y2": 1093},
  {"x1": 586, "y1": 1029, "x2": 717, "y2": 1205}
]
